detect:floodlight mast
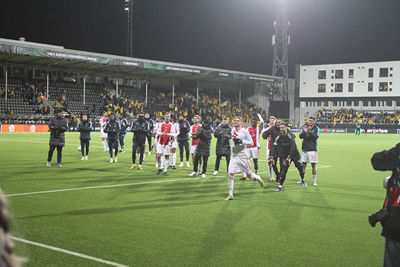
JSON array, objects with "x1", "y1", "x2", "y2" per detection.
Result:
[
  {"x1": 125, "y1": 0, "x2": 134, "y2": 57},
  {"x1": 272, "y1": 0, "x2": 290, "y2": 101}
]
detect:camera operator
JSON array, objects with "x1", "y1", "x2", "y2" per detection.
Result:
[
  {"x1": 103, "y1": 113, "x2": 120, "y2": 163},
  {"x1": 370, "y1": 143, "x2": 400, "y2": 266},
  {"x1": 130, "y1": 112, "x2": 150, "y2": 170},
  {"x1": 47, "y1": 108, "x2": 68, "y2": 168}
]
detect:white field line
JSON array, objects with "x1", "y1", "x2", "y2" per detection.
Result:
[
  {"x1": 0, "y1": 138, "x2": 105, "y2": 149},
  {"x1": 11, "y1": 236, "x2": 130, "y2": 267},
  {"x1": 4, "y1": 166, "x2": 332, "y2": 198}
]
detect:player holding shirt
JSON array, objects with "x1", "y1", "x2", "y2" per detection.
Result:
[
  {"x1": 156, "y1": 113, "x2": 176, "y2": 176},
  {"x1": 190, "y1": 115, "x2": 202, "y2": 173},
  {"x1": 225, "y1": 117, "x2": 264, "y2": 200},
  {"x1": 99, "y1": 112, "x2": 108, "y2": 151}
]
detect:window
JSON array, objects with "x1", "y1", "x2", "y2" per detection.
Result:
[
  {"x1": 334, "y1": 83, "x2": 343, "y2": 92},
  {"x1": 349, "y1": 69, "x2": 354, "y2": 78},
  {"x1": 396, "y1": 100, "x2": 400, "y2": 107},
  {"x1": 371, "y1": 101, "x2": 376, "y2": 107},
  {"x1": 348, "y1": 83, "x2": 353, "y2": 92},
  {"x1": 386, "y1": 100, "x2": 392, "y2": 107},
  {"x1": 346, "y1": 100, "x2": 352, "y2": 106},
  {"x1": 317, "y1": 101, "x2": 322, "y2": 106},
  {"x1": 353, "y1": 101, "x2": 359, "y2": 106},
  {"x1": 335, "y1": 70, "x2": 343, "y2": 79},
  {"x1": 363, "y1": 100, "x2": 369, "y2": 106},
  {"x1": 324, "y1": 101, "x2": 328, "y2": 107},
  {"x1": 379, "y1": 82, "x2": 388, "y2": 92},
  {"x1": 318, "y1": 70, "x2": 326, "y2": 79},
  {"x1": 368, "y1": 82, "x2": 373, "y2": 92},
  {"x1": 380, "y1": 68, "x2": 388, "y2": 77},
  {"x1": 333, "y1": 101, "x2": 337, "y2": 107},
  {"x1": 368, "y1": 68, "x2": 374, "y2": 78},
  {"x1": 318, "y1": 84, "x2": 326, "y2": 93}
]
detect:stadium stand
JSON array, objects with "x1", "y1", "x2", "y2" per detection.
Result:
[{"x1": 317, "y1": 108, "x2": 400, "y2": 124}]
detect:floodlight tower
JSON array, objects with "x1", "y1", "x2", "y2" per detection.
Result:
[
  {"x1": 125, "y1": 0, "x2": 134, "y2": 57},
  {"x1": 272, "y1": 0, "x2": 290, "y2": 101}
]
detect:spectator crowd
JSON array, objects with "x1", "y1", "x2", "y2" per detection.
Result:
[{"x1": 317, "y1": 108, "x2": 400, "y2": 124}]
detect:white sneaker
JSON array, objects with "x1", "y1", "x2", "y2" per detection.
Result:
[
  {"x1": 104, "y1": 148, "x2": 107, "y2": 152},
  {"x1": 189, "y1": 172, "x2": 197, "y2": 177},
  {"x1": 255, "y1": 175, "x2": 264, "y2": 187},
  {"x1": 225, "y1": 194, "x2": 234, "y2": 200},
  {"x1": 213, "y1": 170, "x2": 219, "y2": 175},
  {"x1": 179, "y1": 162, "x2": 184, "y2": 167},
  {"x1": 57, "y1": 163, "x2": 63, "y2": 168},
  {"x1": 186, "y1": 162, "x2": 190, "y2": 168},
  {"x1": 85, "y1": 156, "x2": 88, "y2": 160},
  {"x1": 201, "y1": 174, "x2": 206, "y2": 178},
  {"x1": 296, "y1": 179, "x2": 302, "y2": 184},
  {"x1": 313, "y1": 182, "x2": 318, "y2": 186},
  {"x1": 148, "y1": 151, "x2": 151, "y2": 155},
  {"x1": 110, "y1": 158, "x2": 113, "y2": 163},
  {"x1": 114, "y1": 157, "x2": 118, "y2": 163},
  {"x1": 81, "y1": 157, "x2": 85, "y2": 161},
  {"x1": 46, "y1": 161, "x2": 51, "y2": 167},
  {"x1": 155, "y1": 163, "x2": 159, "y2": 168}
]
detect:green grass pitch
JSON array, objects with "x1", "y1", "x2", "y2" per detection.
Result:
[{"x1": 0, "y1": 132, "x2": 397, "y2": 266}]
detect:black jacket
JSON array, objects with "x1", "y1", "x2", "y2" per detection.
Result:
[
  {"x1": 371, "y1": 143, "x2": 400, "y2": 241},
  {"x1": 271, "y1": 132, "x2": 300, "y2": 160},
  {"x1": 77, "y1": 120, "x2": 92, "y2": 140},
  {"x1": 131, "y1": 119, "x2": 150, "y2": 143},
  {"x1": 214, "y1": 123, "x2": 231, "y2": 156},
  {"x1": 49, "y1": 115, "x2": 68, "y2": 146},
  {"x1": 177, "y1": 119, "x2": 191, "y2": 142},
  {"x1": 299, "y1": 124, "x2": 320, "y2": 151},
  {"x1": 262, "y1": 125, "x2": 280, "y2": 144},
  {"x1": 194, "y1": 126, "x2": 213, "y2": 157},
  {"x1": 146, "y1": 118, "x2": 154, "y2": 132},
  {"x1": 119, "y1": 117, "x2": 129, "y2": 133},
  {"x1": 103, "y1": 119, "x2": 120, "y2": 141}
]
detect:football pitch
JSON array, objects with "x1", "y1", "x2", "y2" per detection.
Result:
[{"x1": 0, "y1": 132, "x2": 397, "y2": 266}]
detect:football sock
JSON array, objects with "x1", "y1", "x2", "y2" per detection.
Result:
[
  {"x1": 173, "y1": 153, "x2": 176, "y2": 166},
  {"x1": 164, "y1": 158, "x2": 170, "y2": 172},
  {"x1": 313, "y1": 175, "x2": 317, "y2": 183},
  {"x1": 228, "y1": 177, "x2": 234, "y2": 196}
]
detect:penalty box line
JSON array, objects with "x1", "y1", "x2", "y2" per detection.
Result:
[
  {"x1": 11, "y1": 236, "x2": 130, "y2": 267},
  {"x1": 5, "y1": 166, "x2": 332, "y2": 198}
]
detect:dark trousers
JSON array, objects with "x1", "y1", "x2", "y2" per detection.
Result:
[
  {"x1": 147, "y1": 135, "x2": 152, "y2": 151},
  {"x1": 119, "y1": 132, "x2": 126, "y2": 149},
  {"x1": 355, "y1": 128, "x2": 361, "y2": 135},
  {"x1": 194, "y1": 155, "x2": 209, "y2": 174},
  {"x1": 108, "y1": 139, "x2": 119, "y2": 158},
  {"x1": 278, "y1": 157, "x2": 304, "y2": 185},
  {"x1": 132, "y1": 140, "x2": 145, "y2": 165},
  {"x1": 48, "y1": 145, "x2": 63, "y2": 164},
  {"x1": 178, "y1": 140, "x2": 190, "y2": 162},
  {"x1": 80, "y1": 140, "x2": 90, "y2": 156},
  {"x1": 271, "y1": 156, "x2": 280, "y2": 177},
  {"x1": 214, "y1": 155, "x2": 230, "y2": 172},
  {"x1": 384, "y1": 237, "x2": 400, "y2": 267}
]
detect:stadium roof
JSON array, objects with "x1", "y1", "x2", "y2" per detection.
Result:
[{"x1": 0, "y1": 38, "x2": 280, "y2": 85}]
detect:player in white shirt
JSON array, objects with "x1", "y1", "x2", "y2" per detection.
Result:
[
  {"x1": 99, "y1": 112, "x2": 108, "y2": 151},
  {"x1": 169, "y1": 117, "x2": 180, "y2": 169},
  {"x1": 226, "y1": 117, "x2": 264, "y2": 200},
  {"x1": 190, "y1": 115, "x2": 202, "y2": 174},
  {"x1": 156, "y1": 113, "x2": 177, "y2": 175},
  {"x1": 153, "y1": 116, "x2": 163, "y2": 168}
]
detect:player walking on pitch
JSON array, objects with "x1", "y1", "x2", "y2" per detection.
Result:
[
  {"x1": 100, "y1": 112, "x2": 108, "y2": 151},
  {"x1": 190, "y1": 115, "x2": 202, "y2": 174},
  {"x1": 262, "y1": 116, "x2": 281, "y2": 181},
  {"x1": 156, "y1": 113, "x2": 177, "y2": 176},
  {"x1": 225, "y1": 117, "x2": 264, "y2": 200},
  {"x1": 299, "y1": 116, "x2": 320, "y2": 186},
  {"x1": 241, "y1": 116, "x2": 263, "y2": 180}
]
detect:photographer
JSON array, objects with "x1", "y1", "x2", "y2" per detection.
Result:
[
  {"x1": 130, "y1": 112, "x2": 150, "y2": 170},
  {"x1": 370, "y1": 143, "x2": 400, "y2": 266},
  {"x1": 47, "y1": 109, "x2": 68, "y2": 168},
  {"x1": 103, "y1": 113, "x2": 120, "y2": 163},
  {"x1": 213, "y1": 117, "x2": 231, "y2": 175},
  {"x1": 177, "y1": 114, "x2": 191, "y2": 168}
]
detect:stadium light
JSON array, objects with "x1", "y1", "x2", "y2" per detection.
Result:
[{"x1": 124, "y1": 0, "x2": 130, "y2": 11}]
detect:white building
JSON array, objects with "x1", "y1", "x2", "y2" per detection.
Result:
[{"x1": 295, "y1": 61, "x2": 400, "y2": 122}]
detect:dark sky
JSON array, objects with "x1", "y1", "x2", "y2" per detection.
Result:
[{"x1": 2, "y1": 0, "x2": 400, "y2": 77}]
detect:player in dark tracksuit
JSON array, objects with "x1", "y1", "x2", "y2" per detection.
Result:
[
  {"x1": 77, "y1": 114, "x2": 92, "y2": 160},
  {"x1": 118, "y1": 113, "x2": 129, "y2": 152},
  {"x1": 103, "y1": 113, "x2": 120, "y2": 163},
  {"x1": 177, "y1": 114, "x2": 191, "y2": 167},
  {"x1": 145, "y1": 113, "x2": 154, "y2": 153},
  {"x1": 271, "y1": 123, "x2": 306, "y2": 191},
  {"x1": 262, "y1": 118, "x2": 282, "y2": 179},
  {"x1": 130, "y1": 112, "x2": 151, "y2": 170}
]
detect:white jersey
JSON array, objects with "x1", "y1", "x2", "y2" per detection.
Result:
[
  {"x1": 99, "y1": 117, "x2": 108, "y2": 138},
  {"x1": 231, "y1": 128, "x2": 253, "y2": 157},
  {"x1": 154, "y1": 122, "x2": 161, "y2": 144}
]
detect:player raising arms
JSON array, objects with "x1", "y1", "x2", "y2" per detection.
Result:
[
  {"x1": 225, "y1": 117, "x2": 264, "y2": 200},
  {"x1": 190, "y1": 115, "x2": 202, "y2": 174},
  {"x1": 156, "y1": 113, "x2": 177, "y2": 176},
  {"x1": 100, "y1": 111, "x2": 108, "y2": 151}
]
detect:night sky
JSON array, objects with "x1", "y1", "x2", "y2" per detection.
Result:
[{"x1": 2, "y1": 0, "x2": 400, "y2": 77}]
